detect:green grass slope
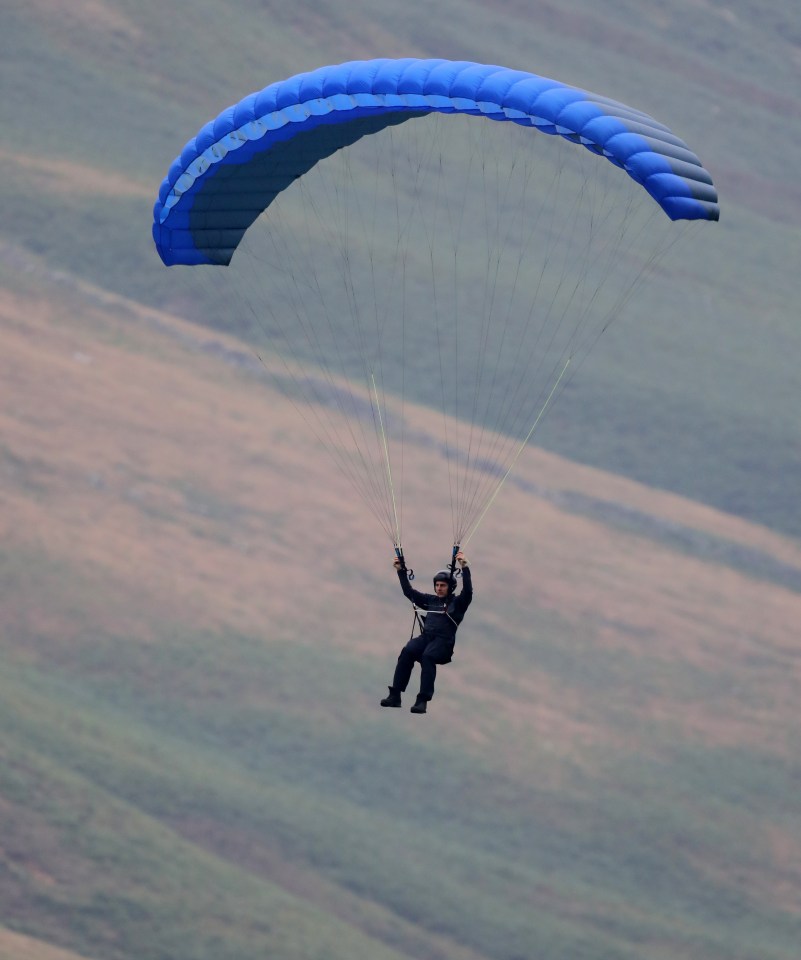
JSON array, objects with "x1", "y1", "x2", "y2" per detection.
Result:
[
  {"x1": 1, "y1": 250, "x2": 800, "y2": 959},
  {"x1": 1, "y1": 0, "x2": 800, "y2": 536}
]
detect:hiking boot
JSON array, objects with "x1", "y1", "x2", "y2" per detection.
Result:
[
  {"x1": 380, "y1": 687, "x2": 402, "y2": 708},
  {"x1": 410, "y1": 695, "x2": 428, "y2": 714}
]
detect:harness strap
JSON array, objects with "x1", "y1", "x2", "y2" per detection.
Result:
[
  {"x1": 409, "y1": 606, "x2": 426, "y2": 641},
  {"x1": 412, "y1": 605, "x2": 458, "y2": 628}
]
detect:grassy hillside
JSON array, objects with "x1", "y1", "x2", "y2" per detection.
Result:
[
  {"x1": 1, "y1": 0, "x2": 800, "y2": 537},
  {"x1": 2, "y1": 3, "x2": 800, "y2": 958},
  {"x1": 2, "y1": 244, "x2": 801, "y2": 959}
]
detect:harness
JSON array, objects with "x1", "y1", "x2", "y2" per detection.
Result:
[{"x1": 407, "y1": 602, "x2": 458, "y2": 641}]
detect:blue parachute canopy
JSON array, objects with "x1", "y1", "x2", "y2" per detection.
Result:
[{"x1": 152, "y1": 58, "x2": 719, "y2": 267}]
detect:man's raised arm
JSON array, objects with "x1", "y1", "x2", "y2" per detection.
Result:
[{"x1": 393, "y1": 557, "x2": 429, "y2": 607}]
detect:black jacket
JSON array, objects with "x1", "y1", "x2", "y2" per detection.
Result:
[{"x1": 398, "y1": 566, "x2": 473, "y2": 640}]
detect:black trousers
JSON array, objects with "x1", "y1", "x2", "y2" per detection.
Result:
[{"x1": 392, "y1": 633, "x2": 455, "y2": 701}]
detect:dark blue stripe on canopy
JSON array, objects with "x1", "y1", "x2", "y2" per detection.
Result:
[{"x1": 153, "y1": 58, "x2": 719, "y2": 266}]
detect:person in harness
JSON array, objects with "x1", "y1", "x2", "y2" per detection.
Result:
[{"x1": 381, "y1": 551, "x2": 472, "y2": 714}]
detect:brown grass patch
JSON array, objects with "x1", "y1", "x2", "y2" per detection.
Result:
[
  {"x1": 0, "y1": 148, "x2": 151, "y2": 200},
  {"x1": 23, "y1": 0, "x2": 142, "y2": 43},
  {"x1": 0, "y1": 927, "x2": 92, "y2": 960}
]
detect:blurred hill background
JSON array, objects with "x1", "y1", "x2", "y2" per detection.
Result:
[{"x1": 1, "y1": 2, "x2": 800, "y2": 959}]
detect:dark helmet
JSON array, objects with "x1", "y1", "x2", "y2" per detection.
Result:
[{"x1": 433, "y1": 569, "x2": 456, "y2": 589}]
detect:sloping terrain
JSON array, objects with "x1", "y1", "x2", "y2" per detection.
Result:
[
  {"x1": 2, "y1": 247, "x2": 800, "y2": 959},
  {"x1": 2, "y1": 2, "x2": 800, "y2": 957}
]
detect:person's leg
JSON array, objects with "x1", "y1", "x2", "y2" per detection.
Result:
[
  {"x1": 418, "y1": 652, "x2": 438, "y2": 702},
  {"x1": 382, "y1": 635, "x2": 427, "y2": 706},
  {"x1": 412, "y1": 637, "x2": 454, "y2": 711},
  {"x1": 392, "y1": 634, "x2": 426, "y2": 692}
]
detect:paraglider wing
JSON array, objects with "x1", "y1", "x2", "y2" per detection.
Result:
[
  {"x1": 152, "y1": 58, "x2": 719, "y2": 548},
  {"x1": 153, "y1": 58, "x2": 718, "y2": 268}
]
